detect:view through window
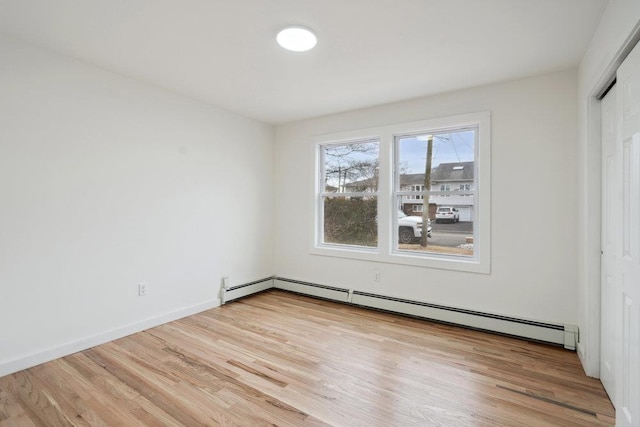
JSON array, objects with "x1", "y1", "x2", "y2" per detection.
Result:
[
  {"x1": 314, "y1": 112, "x2": 489, "y2": 272},
  {"x1": 395, "y1": 128, "x2": 476, "y2": 257},
  {"x1": 320, "y1": 140, "x2": 379, "y2": 247}
]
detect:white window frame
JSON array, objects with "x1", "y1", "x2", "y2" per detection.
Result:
[
  {"x1": 315, "y1": 137, "x2": 380, "y2": 252},
  {"x1": 311, "y1": 111, "x2": 490, "y2": 274}
]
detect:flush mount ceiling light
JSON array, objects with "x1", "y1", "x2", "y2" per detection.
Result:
[{"x1": 276, "y1": 26, "x2": 317, "y2": 52}]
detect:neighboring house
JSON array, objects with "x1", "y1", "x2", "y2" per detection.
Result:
[
  {"x1": 397, "y1": 173, "x2": 438, "y2": 218},
  {"x1": 339, "y1": 177, "x2": 377, "y2": 193},
  {"x1": 345, "y1": 161, "x2": 475, "y2": 220},
  {"x1": 426, "y1": 161, "x2": 474, "y2": 222}
]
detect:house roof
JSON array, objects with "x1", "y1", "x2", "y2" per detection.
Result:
[
  {"x1": 343, "y1": 177, "x2": 378, "y2": 188},
  {"x1": 344, "y1": 162, "x2": 473, "y2": 188},
  {"x1": 400, "y1": 174, "x2": 427, "y2": 186},
  {"x1": 430, "y1": 162, "x2": 474, "y2": 182},
  {"x1": 399, "y1": 162, "x2": 474, "y2": 185}
]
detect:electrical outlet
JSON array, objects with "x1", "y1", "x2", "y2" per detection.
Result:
[
  {"x1": 374, "y1": 271, "x2": 381, "y2": 282},
  {"x1": 138, "y1": 282, "x2": 148, "y2": 296}
]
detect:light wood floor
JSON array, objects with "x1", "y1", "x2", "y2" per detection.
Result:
[{"x1": 0, "y1": 290, "x2": 614, "y2": 426}]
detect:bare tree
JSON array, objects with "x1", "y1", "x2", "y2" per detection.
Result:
[{"x1": 324, "y1": 142, "x2": 378, "y2": 191}]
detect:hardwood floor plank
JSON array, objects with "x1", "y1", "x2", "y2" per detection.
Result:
[
  {"x1": 0, "y1": 414, "x2": 38, "y2": 427},
  {"x1": 63, "y1": 352, "x2": 183, "y2": 427},
  {"x1": 83, "y1": 346, "x2": 214, "y2": 426},
  {"x1": 4, "y1": 372, "x2": 77, "y2": 426},
  {"x1": 0, "y1": 389, "x2": 33, "y2": 426},
  {"x1": 0, "y1": 290, "x2": 615, "y2": 426}
]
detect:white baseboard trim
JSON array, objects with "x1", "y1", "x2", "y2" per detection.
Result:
[
  {"x1": 0, "y1": 298, "x2": 220, "y2": 378},
  {"x1": 576, "y1": 342, "x2": 599, "y2": 378}
]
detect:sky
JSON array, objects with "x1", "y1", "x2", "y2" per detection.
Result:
[
  {"x1": 399, "y1": 129, "x2": 475, "y2": 174},
  {"x1": 323, "y1": 129, "x2": 475, "y2": 187}
]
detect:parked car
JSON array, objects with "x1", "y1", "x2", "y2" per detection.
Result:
[
  {"x1": 435, "y1": 206, "x2": 460, "y2": 223},
  {"x1": 398, "y1": 211, "x2": 432, "y2": 243}
]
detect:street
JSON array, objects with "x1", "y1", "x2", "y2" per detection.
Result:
[{"x1": 430, "y1": 221, "x2": 473, "y2": 248}]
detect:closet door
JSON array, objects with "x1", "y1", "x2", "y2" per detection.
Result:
[
  {"x1": 616, "y1": 39, "x2": 640, "y2": 427},
  {"x1": 600, "y1": 84, "x2": 620, "y2": 404}
]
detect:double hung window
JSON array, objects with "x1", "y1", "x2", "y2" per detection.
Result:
[
  {"x1": 394, "y1": 128, "x2": 476, "y2": 257},
  {"x1": 314, "y1": 112, "x2": 490, "y2": 273},
  {"x1": 318, "y1": 139, "x2": 379, "y2": 248}
]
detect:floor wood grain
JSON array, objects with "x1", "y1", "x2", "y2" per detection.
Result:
[{"x1": 0, "y1": 290, "x2": 615, "y2": 426}]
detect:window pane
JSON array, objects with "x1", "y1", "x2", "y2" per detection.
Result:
[
  {"x1": 397, "y1": 197, "x2": 474, "y2": 257},
  {"x1": 323, "y1": 196, "x2": 377, "y2": 247},
  {"x1": 321, "y1": 140, "x2": 379, "y2": 248},
  {"x1": 323, "y1": 141, "x2": 379, "y2": 193},
  {"x1": 397, "y1": 129, "x2": 474, "y2": 176},
  {"x1": 396, "y1": 129, "x2": 475, "y2": 257}
]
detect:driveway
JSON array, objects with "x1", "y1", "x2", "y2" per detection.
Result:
[
  {"x1": 431, "y1": 221, "x2": 473, "y2": 234},
  {"x1": 429, "y1": 231, "x2": 469, "y2": 248},
  {"x1": 429, "y1": 221, "x2": 473, "y2": 248}
]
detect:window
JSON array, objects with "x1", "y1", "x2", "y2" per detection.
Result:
[
  {"x1": 318, "y1": 139, "x2": 379, "y2": 248},
  {"x1": 408, "y1": 185, "x2": 425, "y2": 199},
  {"x1": 314, "y1": 112, "x2": 490, "y2": 273},
  {"x1": 395, "y1": 128, "x2": 475, "y2": 257},
  {"x1": 459, "y1": 183, "x2": 471, "y2": 196}
]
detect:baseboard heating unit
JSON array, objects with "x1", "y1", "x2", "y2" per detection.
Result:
[
  {"x1": 220, "y1": 277, "x2": 274, "y2": 304},
  {"x1": 223, "y1": 276, "x2": 578, "y2": 350}
]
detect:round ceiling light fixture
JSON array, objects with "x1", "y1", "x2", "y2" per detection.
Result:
[{"x1": 276, "y1": 26, "x2": 317, "y2": 52}]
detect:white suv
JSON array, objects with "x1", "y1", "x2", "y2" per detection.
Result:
[
  {"x1": 398, "y1": 211, "x2": 432, "y2": 243},
  {"x1": 435, "y1": 206, "x2": 460, "y2": 223}
]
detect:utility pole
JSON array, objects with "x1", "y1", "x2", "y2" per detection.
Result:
[{"x1": 421, "y1": 135, "x2": 433, "y2": 247}]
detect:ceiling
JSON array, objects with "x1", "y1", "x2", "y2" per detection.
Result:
[{"x1": 0, "y1": 0, "x2": 608, "y2": 124}]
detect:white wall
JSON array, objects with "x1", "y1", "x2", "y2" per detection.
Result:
[
  {"x1": 577, "y1": 1, "x2": 640, "y2": 377},
  {"x1": 274, "y1": 70, "x2": 578, "y2": 325},
  {"x1": 0, "y1": 35, "x2": 274, "y2": 376}
]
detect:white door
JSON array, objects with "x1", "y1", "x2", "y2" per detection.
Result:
[
  {"x1": 616, "y1": 39, "x2": 640, "y2": 427},
  {"x1": 600, "y1": 84, "x2": 621, "y2": 404}
]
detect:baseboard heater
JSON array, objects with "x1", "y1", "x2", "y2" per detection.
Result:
[
  {"x1": 272, "y1": 278, "x2": 578, "y2": 350},
  {"x1": 221, "y1": 277, "x2": 274, "y2": 304}
]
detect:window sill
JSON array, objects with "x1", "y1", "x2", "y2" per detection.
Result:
[{"x1": 311, "y1": 245, "x2": 490, "y2": 274}]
